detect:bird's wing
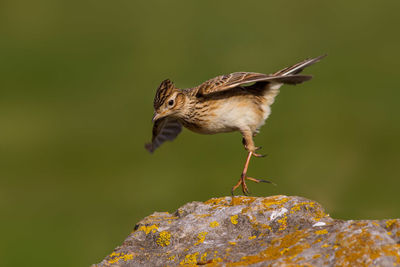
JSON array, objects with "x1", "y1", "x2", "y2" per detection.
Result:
[
  {"x1": 194, "y1": 72, "x2": 272, "y2": 96},
  {"x1": 194, "y1": 55, "x2": 326, "y2": 96},
  {"x1": 145, "y1": 117, "x2": 182, "y2": 153}
]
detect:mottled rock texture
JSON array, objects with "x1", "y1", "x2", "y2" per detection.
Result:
[{"x1": 94, "y1": 195, "x2": 400, "y2": 266}]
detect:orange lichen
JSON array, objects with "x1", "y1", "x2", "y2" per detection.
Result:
[
  {"x1": 334, "y1": 223, "x2": 398, "y2": 266},
  {"x1": 228, "y1": 230, "x2": 310, "y2": 265},
  {"x1": 315, "y1": 229, "x2": 328, "y2": 235},
  {"x1": 231, "y1": 196, "x2": 257, "y2": 206},
  {"x1": 313, "y1": 238, "x2": 322, "y2": 244}
]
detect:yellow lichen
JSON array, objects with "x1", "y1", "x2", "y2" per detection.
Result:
[
  {"x1": 194, "y1": 214, "x2": 211, "y2": 218},
  {"x1": 262, "y1": 196, "x2": 289, "y2": 209},
  {"x1": 138, "y1": 224, "x2": 158, "y2": 234},
  {"x1": 315, "y1": 229, "x2": 328, "y2": 235},
  {"x1": 321, "y1": 244, "x2": 330, "y2": 248},
  {"x1": 180, "y1": 252, "x2": 199, "y2": 265},
  {"x1": 107, "y1": 252, "x2": 133, "y2": 264},
  {"x1": 277, "y1": 216, "x2": 288, "y2": 231},
  {"x1": 209, "y1": 221, "x2": 220, "y2": 228},
  {"x1": 229, "y1": 241, "x2": 237, "y2": 246},
  {"x1": 290, "y1": 201, "x2": 315, "y2": 214},
  {"x1": 386, "y1": 219, "x2": 397, "y2": 229},
  {"x1": 195, "y1": 232, "x2": 208, "y2": 245},
  {"x1": 249, "y1": 235, "x2": 257, "y2": 240},
  {"x1": 231, "y1": 215, "x2": 239, "y2": 225},
  {"x1": 168, "y1": 255, "x2": 176, "y2": 261},
  {"x1": 313, "y1": 254, "x2": 321, "y2": 259},
  {"x1": 156, "y1": 231, "x2": 171, "y2": 247},
  {"x1": 200, "y1": 252, "x2": 207, "y2": 262}
]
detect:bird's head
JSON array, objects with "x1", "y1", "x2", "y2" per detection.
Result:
[{"x1": 152, "y1": 79, "x2": 187, "y2": 121}]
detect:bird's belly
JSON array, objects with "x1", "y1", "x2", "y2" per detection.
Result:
[{"x1": 202, "y1": 98, "x2": 268, "y2": 134}]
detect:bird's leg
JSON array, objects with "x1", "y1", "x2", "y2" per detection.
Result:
[
  {"x1": 231, "y1": 151, "x2": 253, "y2": 195},
  {"x1": 242, "y1": 131, "x2": 265, "y2": 157},
  {"x1": 231, "y1": 131, "x2": 272, "y2": 195}
]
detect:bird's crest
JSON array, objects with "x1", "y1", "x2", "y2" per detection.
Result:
[{"x1": 153, "y1": 79, "x2": 176, "y2": 109}]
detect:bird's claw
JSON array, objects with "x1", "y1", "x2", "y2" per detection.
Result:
[
  {"x1": 231, "y1": 175, "x2": 275, "y2": 196},
  {"x1": 252, "y1": 152, "x2": 267, "y2": 158}
]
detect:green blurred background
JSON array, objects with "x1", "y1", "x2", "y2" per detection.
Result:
[{"x1": 1, "y1": 0, "x2": 400, "y2": 266}]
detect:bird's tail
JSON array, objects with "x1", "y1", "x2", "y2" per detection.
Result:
[{"x1": 269, "y1": 54, "x2": 327, "y2": 85}]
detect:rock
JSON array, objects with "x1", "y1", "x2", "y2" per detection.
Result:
[{"x1": 93, "y1": 195, "x2": 400, "y2": 266}]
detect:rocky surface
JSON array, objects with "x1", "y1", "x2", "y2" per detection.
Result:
[{"x1": 93, "y1": 195, "x2": 400, "y2": 266}]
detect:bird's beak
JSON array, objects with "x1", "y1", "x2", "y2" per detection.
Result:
[{"x1": 152, "y1": 113, "x2": 161, "y2": 122}]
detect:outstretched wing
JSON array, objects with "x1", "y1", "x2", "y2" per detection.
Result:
[
  {"x1": 195, "y1": 72, "x2": 272, "y2": 96},
  {"x1": 145, "y1": 117, "x2": 182, "y2": 153},
  {"x1": 194, "y1": 55, "x2": 326, "y2": 96}
]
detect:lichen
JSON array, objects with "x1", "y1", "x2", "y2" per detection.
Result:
[
  {"x1": 156, "y1": 231, "x2": 171, "y2": 247},
  {"x1": 180, "y1": 252, "x2": 199, "y2": 265},
  {"x1": 386, "y1": 219, "x2": 398, "y2": 229},
  {"x1": 107, "y1": 252, "x2": 133, "y2": 264},
  {"x1": 261, "y1": 196, "x2": 289, "y2": 209},
  {"x1": 138, "y1": 224, "x2": 158, "y2": 234},
  {"x1": 168, "y1": 255, "x2": 176, "y2": 261},
  {"x1": 230, "y1": 215, "x2": 239, "y2": 225},
  {"x1": 229, "y1": 230, "x2": 310, "y2": 265},
  {"x1": 195, "y1": 232, "x2": 208, "y2": 245},
  {"x1": 277, "y1": 215, "x2": 288, "y2": 231},
  {"x1": 315, "y1": 229, "x2": 328, "y2": 235},
  {"x1": 334, "y1": 224, "x2": 396, "y2": 266},
  {"x1": 200, "y1": 252, "x2": 207, "y2": 262},
  {"x1": 209, "y1": 221, "x2": 219, "y2": 228}
]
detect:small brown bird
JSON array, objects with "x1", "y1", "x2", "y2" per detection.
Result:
[{"x1": 145, "y1": 55, "x2": 325, "y2": 195}]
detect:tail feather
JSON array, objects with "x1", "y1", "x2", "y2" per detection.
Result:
[
  {"x1": 269, "y1": 74, "x2": 313, "y2": 85},
  {"x1": 273, "y1": 54, "x2": 327, "y2": 76}
]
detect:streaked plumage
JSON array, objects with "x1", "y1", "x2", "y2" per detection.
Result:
[{"x1": 145, "y1": 55, "x2": 326, "y2": 194}]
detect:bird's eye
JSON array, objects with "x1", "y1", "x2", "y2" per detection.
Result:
[{"x1": 168, "y1": 99, "x2": 174, "y2": 106}]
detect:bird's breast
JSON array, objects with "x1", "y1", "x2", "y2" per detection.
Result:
[{"x1": 181, "y1": 96, "x2": 269, "y2": 134}]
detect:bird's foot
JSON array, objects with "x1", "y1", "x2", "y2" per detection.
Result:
[
  {"x1": 252, "y1": 147, "x2": 267, "y2": 158},
  {"x1": 231, "y1": 174, "x2": 275, "y2": 196}
]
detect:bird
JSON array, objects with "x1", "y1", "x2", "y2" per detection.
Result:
[{"x1": 145, "y1": 55, "x2": 326, "y2": 195}]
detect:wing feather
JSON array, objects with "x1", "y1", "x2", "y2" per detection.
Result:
[
  {"x1": 194, "y1": 55, "x2": 325, "y2": 96},
  {"x1": 145, "y1": 117, "x2": 182, "y2": 153}
]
